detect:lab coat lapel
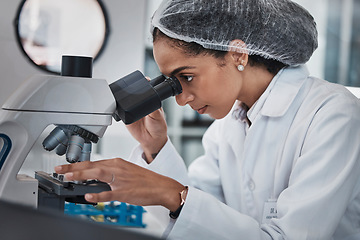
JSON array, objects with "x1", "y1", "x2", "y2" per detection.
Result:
[
  {"x1": 242, "y1": 65, "x2": 309, "y2": 172},
  {"x1": 224, "y1": 65, "x2": 310, "y2": 176},
  {"x1": 261, "y1": 65, "x2": 310, "y2": 117}
]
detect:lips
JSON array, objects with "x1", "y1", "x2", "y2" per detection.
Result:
[{"x1": 195, "y1": 105, "x2": 207, "y2": 114}]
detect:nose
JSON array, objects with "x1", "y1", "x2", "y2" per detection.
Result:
[{"x1": 175, "y1": 89, "x2": 194, "y2": 106}]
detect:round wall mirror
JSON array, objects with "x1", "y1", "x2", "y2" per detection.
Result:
[{"x1": 14, "y1": 0, "x2": 110, "y2": 74}]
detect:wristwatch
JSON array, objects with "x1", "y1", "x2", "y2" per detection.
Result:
[{"x1": 169, "y1": 186, "x2": 188, "y2": 219}]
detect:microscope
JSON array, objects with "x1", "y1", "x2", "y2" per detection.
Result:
[{"x1": 0, "y1": 56, "x2": 182, "y2": 211}]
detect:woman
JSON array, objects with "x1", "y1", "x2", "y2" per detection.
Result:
[{"x1": 55, "y1": 0, "x2": 360, "y2": 239}]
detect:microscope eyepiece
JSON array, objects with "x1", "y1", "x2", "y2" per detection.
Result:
[
  {"x1": 149, "y1": 75, "x2": 166, "y2": 87},
  {"x1": 150, "y1": 75, "x2": 182, "y2": 101},
  {"x1": 110, "y1": 71, "x2": 182, "y2": 124}
]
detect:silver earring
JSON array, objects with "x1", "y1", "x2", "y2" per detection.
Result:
[{"x1": 237, "y1": 64, "x2": 245, "y2": 72}]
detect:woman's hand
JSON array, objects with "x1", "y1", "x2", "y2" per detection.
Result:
[
  {"x1": 126, "y1": 108, "x2": 168, "y2": 163},
  {"x1": 55, "y1": 158, "x2": 184, "y2": 211}
]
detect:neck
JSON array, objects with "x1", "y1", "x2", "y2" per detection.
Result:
[{"x1": 238, "y1": 65, "x2": 276, "y2": 108}]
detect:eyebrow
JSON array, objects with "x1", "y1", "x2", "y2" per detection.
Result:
[{"x1": 168, "y1": 66, "x2": 196, "y2": 77}]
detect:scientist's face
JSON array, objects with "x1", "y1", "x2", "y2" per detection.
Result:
[{"x1": 153, "y1": 39, "x2": 243, "y2": 119}]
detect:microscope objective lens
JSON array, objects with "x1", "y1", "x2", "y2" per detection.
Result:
[
  {"x1": 66, "y1": 135, "x2": 85, "y2": 163},
  {"x1": 42, "y1": 127, "x2": 68, "y2": 151}
]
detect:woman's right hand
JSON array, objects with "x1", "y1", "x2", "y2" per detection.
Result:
[
  {"x1": 55, "y1": 157, "x2": 185, "y2": 210},
  {"x1": 126, "y1": 108, "x2": 168, "y2": 163}
]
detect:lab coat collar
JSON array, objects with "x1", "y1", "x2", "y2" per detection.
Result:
[{"x1": 260, "y1": 65, "x2": 310, "y2": 117}]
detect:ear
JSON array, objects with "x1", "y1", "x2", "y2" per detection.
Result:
[{"x1": 228, "y1": 39, "x2": 249, "y2": 67}]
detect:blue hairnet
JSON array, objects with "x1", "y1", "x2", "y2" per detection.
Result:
[{"x1": 151, "y1": 0, "x2": 318, "y2": 66}]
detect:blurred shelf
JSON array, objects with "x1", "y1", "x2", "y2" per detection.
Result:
[
  {"x1": 182, "y1": 119, "x2": 214, "y2": 127},
  {"x1": 167, "y1": 126, "x2": 208, "y2": 138}
]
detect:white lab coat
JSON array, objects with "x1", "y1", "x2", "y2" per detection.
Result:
[{"x1": 129, "y1": 65, "x2": 360, "y2": 240}]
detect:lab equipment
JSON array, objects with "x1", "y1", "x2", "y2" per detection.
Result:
[
  {"x1": 0, "y1": 55, "x2": 182, "y2": 209},
  {"x1": 0, "y1": 199, "x2": 160, "y2": 240},
  {"x1": 151, "y1": 0, "x2": 318, "y2": 65},
  {"x1": 65, "y1": 201, "x2": 146, "y2": 228}
]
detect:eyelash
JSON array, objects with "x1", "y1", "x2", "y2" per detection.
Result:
[{"x1": 181, "y1": 75, "x2": 193, "y2": 82}]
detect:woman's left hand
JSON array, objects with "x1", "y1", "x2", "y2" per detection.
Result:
[{"x1": 54, "y1": 158, "x2": 184, "y2": 211}]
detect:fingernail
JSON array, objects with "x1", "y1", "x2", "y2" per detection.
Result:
[
  {"x1": 64, "y1": 172, "x2": 73, "y2": 178},
  {"x1": 54, "y1": 166, "x2": 62, "y2": 172},
  {"x1": 85, "y1": 194, "x2": 93, "y2": 200}
]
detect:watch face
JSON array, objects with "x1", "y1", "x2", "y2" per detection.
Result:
[
  {"x1": 169, "y1": 186, "x2": 188, "y2": 219},
  {"x1": 180, "y1": 186, "x2": 188, "y2": 205}
]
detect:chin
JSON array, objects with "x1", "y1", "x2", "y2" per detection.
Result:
[
  {"x1": 210, "y1": 106, "x2": 235, "y2": 119},
  {"x1": 208, "y1": 112, "x2": 227, "y2": 120}
]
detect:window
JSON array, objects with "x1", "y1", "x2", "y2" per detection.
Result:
[{"x1": 324, "y1": 0, "x2": 360, "y2": 86}]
